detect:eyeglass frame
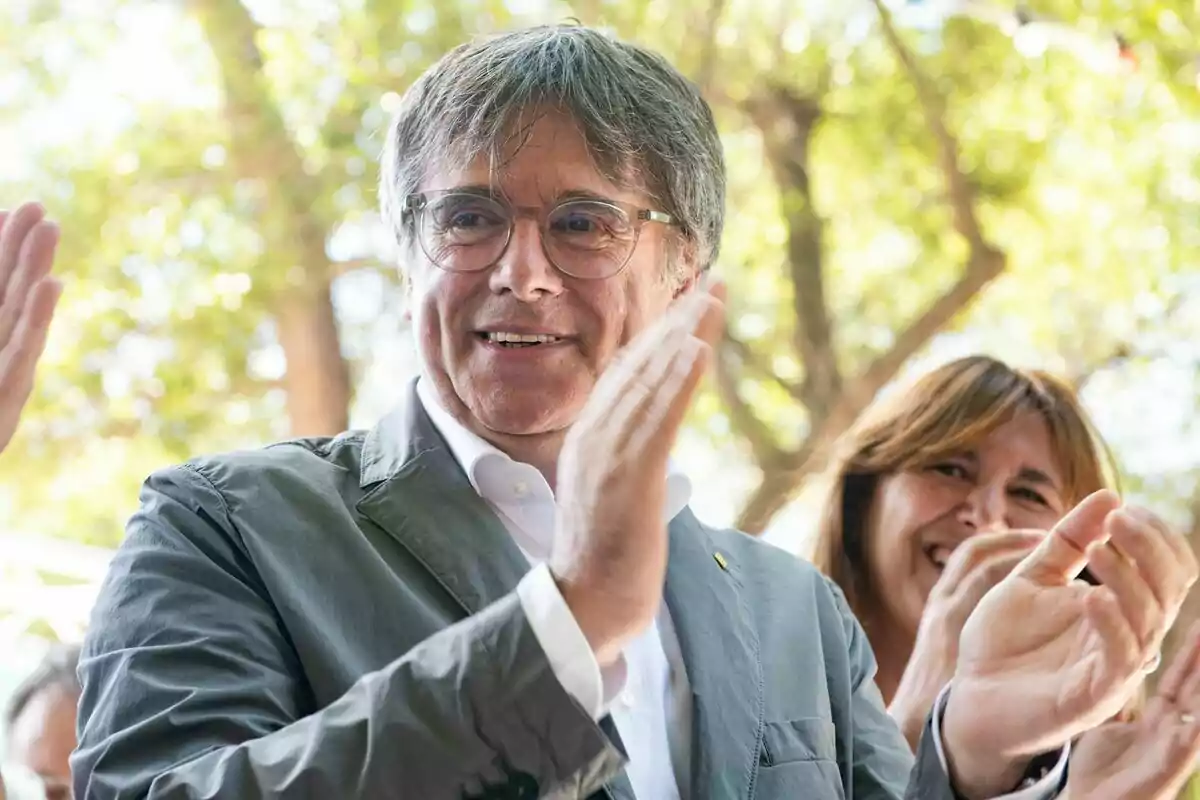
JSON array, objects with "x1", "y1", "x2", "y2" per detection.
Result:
[{"x1": 399, "y1": 188, "x2": 677, "y2": 280}]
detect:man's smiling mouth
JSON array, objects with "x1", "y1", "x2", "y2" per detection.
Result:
[{"x1": 478, "y1": 331, "x2": 567, "y2": 348}]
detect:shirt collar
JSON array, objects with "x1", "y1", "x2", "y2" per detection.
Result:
[{"x1": 415, "y1": 377, "x2": 692, "y2": 519}]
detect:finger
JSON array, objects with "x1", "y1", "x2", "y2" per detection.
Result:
[
  {"x1": 1155, "y1": 624, "x2": 1200, "y2": 702},
  {"x1": 935, "y1": 531, "x2": 1044, "y2": 595},
  {"x1": 0, "y1": 202, "x2": 46, "y2": 304},
  {"x1": 1175, "y1": 628, "x2": 1200, "y2": 708},
  {"x1": 1126, "y1": 505, "x2": 1195, "y2": 567},
  {"x1": 29, "y1": 277, "x2": 63, "y2": 332},
  {"x1": 1080, "y1": 588, "x2": 1142, "y2": 703},
  {"x1": 696, "y1": 276, "x2": 727, "y2": 336},
  {"x1": 590, "y1": 285, "x2": 718, "y2": 440},
  {"x1": 2, "y1": 278, "x2": 62, "y2": 372},
  {"x1": 581, "y1": 286, "x2": 708, "y2": 423},
  {"x1": 619, "y1": 280, "x2": 725, "y2": 439},
  {"x1": 623, "y1": 281, "x2": 716, "y2": 376},
  {"x1": 639, "y1": 284, "x2": 722, "y2": 390},
  {"x1": 652, "y1": 335, "x2": 713, "y2": 438},
  {"x1": 627, "y1": 334, "x2": 710, "y2": 456},
  {"x1": 624, "y1": 295, "x2": 723, "y2": 450},
  {"x1": 952, "y1": 550, "x2": 1030, "y2": 610},
  {"x1": 1148, "y1": 721, "x2": 1200, "y2": 800},
  {"x1": 1016, "y1": 489, "x2": 1121, "y2": 581},
  {"x1": 1111, "y1": 506, "x2": 1199, "y2": 613},
  {"x1": 0, "y1": 278, "x2": 61, "y2": 452},
  {"x1": 1086, "y1": 542, "x2": 1159, "y2": 648},
  {"x1": 0, "y1": 219, "x2": 59, "y2": 346}
]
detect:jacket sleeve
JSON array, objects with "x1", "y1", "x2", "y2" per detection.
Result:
[
  {"x1": 821, "y1": 580, "x2": 934, "y2": 800},
  {"x1": 72, "y1": 464, "x2": 623, "y2": 800},
  {"x1": 823, "y1": 579, "x2": 1064, "y2": 800}
]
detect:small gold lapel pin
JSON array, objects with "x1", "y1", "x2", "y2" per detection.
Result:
[{"x1": 713, "y1": 551, "x2": 729, "y2": 571}]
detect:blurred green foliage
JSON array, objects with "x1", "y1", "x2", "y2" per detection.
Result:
[{"x1": 0, "y1": 0, "x2": 1196, "y2": 549}]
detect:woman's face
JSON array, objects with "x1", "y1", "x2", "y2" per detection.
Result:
[{"x1": 864, "y1": 412, "x2": 1069, "y2": 637}]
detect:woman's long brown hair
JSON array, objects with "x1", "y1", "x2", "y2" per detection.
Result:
[{"x1": 811, "y1": 355, "x2": 1118, "y2": 619}]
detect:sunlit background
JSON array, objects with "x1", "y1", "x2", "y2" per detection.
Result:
[{"x1": 2, "y1": 0, "x2": 1199, "y2": 793}]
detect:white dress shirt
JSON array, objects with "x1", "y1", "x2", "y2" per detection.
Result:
[
  {"x1": 418, "y1": 379, "x2": 692, "y2": 800},
  {"x1": 415, "y1": 379, "x2": 1065, "y2": 799}
]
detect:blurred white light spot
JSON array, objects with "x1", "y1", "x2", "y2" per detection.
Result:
[
  {"x1": 114, "y1": 152, "x2": 140, "y2": 175},
  {"x1": 249, "y1": 344, "x2": 287, "y2": 381},
  {"x1": 783, "y1": 21, "x2": 810, "y2": 53},
  {"x1": 406, "y1": 8, "x2": 434, "y2": 34},
  {"x1": 380, "y1": 91, "x2": 403, "y2": 114},
  {"x1": 202, "y1": 144, "x2": 227, "y2": 169},
  {"x1": 1013, "y1": 27, "x2": 1049, "y2": 58}
]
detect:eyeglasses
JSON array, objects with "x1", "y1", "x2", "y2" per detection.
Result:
[{"x1": 400, "y1": 190, "x2": 676, "y2": 280}]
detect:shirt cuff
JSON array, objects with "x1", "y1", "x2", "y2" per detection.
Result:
[
  {"x1": 932, "y1": 683, "x2": 1069, "y2": 799},
  {"x1": 516, "y1": 562, "x2": 627, "y2": 720}
]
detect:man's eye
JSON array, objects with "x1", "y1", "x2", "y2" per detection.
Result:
[{"x1": 449, "y1": 211, "x2": 487, "y2": 228}]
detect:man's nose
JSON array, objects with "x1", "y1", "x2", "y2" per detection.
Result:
[{"x1": 487, "y1": 218, "x2": 563, "y2": 302}]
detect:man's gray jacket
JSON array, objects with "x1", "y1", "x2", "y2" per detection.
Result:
[{"x1": 73, "y1": 383, "x2": 981, "y2": 799}]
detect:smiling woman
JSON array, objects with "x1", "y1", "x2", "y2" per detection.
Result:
[
  {"x1": 808, "y1": 355, "x2": 1200, "y2": 798},
  {"x1": 811, "y1": 355, "x2": 1115, "y2": 720}
]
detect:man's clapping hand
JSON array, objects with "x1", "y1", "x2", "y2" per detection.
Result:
[
  {"x1": 0, "y1": 202, "x2": 62, "y2": 455},
  {"x1": 551, "y1": 279, "x2": 725, "y2": 666}
]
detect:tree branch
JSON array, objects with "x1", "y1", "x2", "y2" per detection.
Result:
[
  {"x1": 744, "y1": 84, "x2": 843, "y2": 421},
  {"x1": 761, "y1": 0, "x2": 1010, "y2": 484},
  {"x1": 569, "y1": 0, "x2": 607, "y2": 26},
  {"x1": 850, "y1": 252, "x2": 1004, "y2": 404},
  {"x1": 187, "y1": 0, "x2": 331, "y2": 276},
  {"x1": 695, "y1": 0, "x2": 728, "y2": 98},
  {"x1": 873, "y1": 0, "x2": 992, "y2": 255},
  {"x1": 1070, "y1": 343, "x2": 1134, "y2": 392},
  {"x1": 835, "y1": 0, "x2": 1007, "y2": 419},
  {"x1": 723, "y1": 329, "x2": 805, "y2": 403},
  {"x1": 714, "y1": 336, "x2": 785, "y2": 467},
  {"x1": 1070, "y1": 293, "x2": 1189, "y2": 390},
  {"x1": 188, "y1": 0, "x2": 350, "y2": 435}
]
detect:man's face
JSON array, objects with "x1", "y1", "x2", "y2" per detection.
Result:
[
  {"x1": 7, "y1": 686, "x2": 77, "y2": 800},
  {"x1": 407, "y1": 108, "x2": 694, "y2": 443}
]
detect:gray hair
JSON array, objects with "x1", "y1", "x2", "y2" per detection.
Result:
[{"x1": 379, "y1": 24, "x2": 726, "y2": 279}]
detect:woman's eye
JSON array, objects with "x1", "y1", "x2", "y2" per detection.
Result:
[
  {"x1": 930, "y1": 462, "x2": 969, "y2": 480},
  {"x1": 1012, "y1": 486, "x2": 1050, "y2": 506}
]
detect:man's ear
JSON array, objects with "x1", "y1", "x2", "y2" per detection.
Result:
[
  {"x1": 402, "y1": 279, "x2": 413, "y2": 321},
  {"x1": 672, "y1": 270, "x2": 701, "y2": 298},
  {"x1": 396, "y1": 243, "x2": 426, "y2": 316},
  {"x1": 669, "y1": 239, "x2": 703, "y2": 299}
]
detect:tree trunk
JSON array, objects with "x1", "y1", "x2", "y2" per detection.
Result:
[
  {"x1": 736, "y1": 466, "x2": 806, "y2": 535},
  {"x1": 191, "y1": 0, "x2": 351, "y2": 437},
  {"x1": 276, "y1": 281, "x2": 351, "y2": 436},
  {"x1": 721, "y1": 6, "x2": 1009, "y2": 535}
]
